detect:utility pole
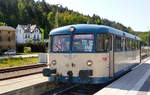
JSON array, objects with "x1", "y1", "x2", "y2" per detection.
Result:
[
  {"x1": 147, "y1": 26, "x2": 150, "y2": 55},
  {"x1": 148, "y1": 30, "x2": 150, "y2": 56},
  {"x1": 56, "y1": 4, "x2": 61, "y2": 28}
]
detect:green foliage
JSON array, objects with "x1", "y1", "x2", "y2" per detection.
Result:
[
  {"x1": 47, "y1": 8, "x2": 56, "y2": 28},
  {"x1": 24, "y1": 47, "x2": 31, "y2": 53},
  {"x1": 26, "y1": 40, "x2": 35, "y2": 44},
  {"x1": 138, "y1": 32, "x2": 150, "y2": 45},
  {"x1": 16, "y1": 52, "x2": 40, "y2": 55},
  {"x1": 127, "y1": 27, "x2": 135, "y2": 34},
  {"x1": 40, "y1": 28, "x2": 44, "y2": 42},
  {"x1": 16, "y1": 42, "x2": 47, "y2": 53},
  {"x1": 0, "y1": 57, "x2": 38, "y2": 68},
  {"x1": 0, "y1": 0, "x2": 137, "y2": 38},
  {"x1": 0, "y1": 22, "x2": 7, "y2": 26}
]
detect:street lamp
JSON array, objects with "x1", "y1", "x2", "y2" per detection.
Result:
[
  {"x1": 56, "y1": 4, "x2": 61, "y2": 28},
  {"x1": 147, "y1": 26, "x2": 150, "y2": 56},
  {"x1": 148, "y1": 29, "x2": 150, "y2": 55}
]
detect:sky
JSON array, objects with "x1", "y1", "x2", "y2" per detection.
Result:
[{"x1": 43, "y1": 0, "x2": 150, "y2": 32}]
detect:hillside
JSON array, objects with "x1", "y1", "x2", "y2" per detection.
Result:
[{"x1": 0, "y1": 0, "x2": 136, "y2": 38}]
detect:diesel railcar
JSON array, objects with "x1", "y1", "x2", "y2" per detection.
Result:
[{"x1": 42, "y1": 24, "x2": 141, "y2": 84}]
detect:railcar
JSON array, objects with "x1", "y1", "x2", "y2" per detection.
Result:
[{"x1": 42, "y1": 24, "x2": 141, "y2": 84}]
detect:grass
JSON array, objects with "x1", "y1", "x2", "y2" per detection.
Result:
[
  {"x1": 0, "y1": 52, "x2": 41, "y2": 57},
  {"x1": 16, "y1": 52, "x2": 41, "y2": 55},
  {"x1": 0, "y1": 57, "x2": 38, "y2": 69}
]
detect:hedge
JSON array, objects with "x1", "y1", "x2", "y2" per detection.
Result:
[{"x1": 16, "y1": 42, "x2": 48, "y2": 53}]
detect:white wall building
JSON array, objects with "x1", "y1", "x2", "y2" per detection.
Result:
[{"x1": 16, "y1": 24, "x2": 42, "y2": 43}]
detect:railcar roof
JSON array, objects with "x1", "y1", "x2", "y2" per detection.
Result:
[{"x1": 49, "y1": 24, "x2": 141, "y2": 40}]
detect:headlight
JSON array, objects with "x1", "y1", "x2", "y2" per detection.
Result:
[
  {"x1": 87, "y1": 60, "x2": 93, "y2": 66},
  {"x1": 69, "y1": 26, "x2": 75, "y2": 32},
  {"x1": 51, "y1": 60, "x2": 56, "y2": 65}
]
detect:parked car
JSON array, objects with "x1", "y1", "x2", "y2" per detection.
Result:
[{"x1": 4, "y1": 50, "x2": 16, "y2": 55}]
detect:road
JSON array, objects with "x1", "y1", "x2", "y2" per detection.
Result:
[{"x1": 0, "y1": 54, "x2": 38, "y2": 60}]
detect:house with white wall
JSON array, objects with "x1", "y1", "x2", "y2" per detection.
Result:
[{"x1": 16, "y1": 24, "x2": 41, "y2": 43}]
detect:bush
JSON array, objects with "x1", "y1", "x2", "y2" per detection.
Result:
[
  {"x1": 16, "y1": 44, "x2": 24, "y2": 52},
  {"x1": 24, "y1": 47, "x2": 31, "y2": 53},
  {"x1": 16, "y1": 42, "x2": 48, "y2": 53}
]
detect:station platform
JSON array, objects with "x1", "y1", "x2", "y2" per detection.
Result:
[
  {"x1": 0, "y1": 74, "x2": 49, "y2": 94},
  {"x1": 95, "y1": 59, "x2": 150, "y2": 95}
]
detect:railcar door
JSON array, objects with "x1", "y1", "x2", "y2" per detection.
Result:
[{"x1": 109, "y1": 34, "x2": 114, "y2": 77}]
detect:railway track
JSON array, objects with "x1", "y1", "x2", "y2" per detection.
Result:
[
  {"x1": 53, "y1": 84, "x2": 79, "y2": 95},
  {"x1": 0, "y1": 64, "x2": 46, "y2": 80},
  {"x1": 44, "y1": 83, "x2": 106, "y2": 95}
]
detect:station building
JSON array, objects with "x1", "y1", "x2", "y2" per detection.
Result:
[{"x1": 0, "y1": 26, "x2": 16, "y2": 51}]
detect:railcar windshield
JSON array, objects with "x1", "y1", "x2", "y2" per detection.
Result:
[
  {"x1": 52, "y1": 35, "x2": 70, "y2": 52},
  {"x1": 72, "y1": 34, "x2": 94, "y2": 52}
]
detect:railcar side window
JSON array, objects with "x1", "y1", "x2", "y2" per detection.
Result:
[
  {"x1": 121, "y1": 37, "x2": 125, "y2": 51},
  {"x1": 137, "y1": 41, "x2": 140, "y2": 49},
  {"x1": 125, "y1": 38, "x2": 128, "y2": 50},
  {"x1": 129, "y1": 39, "x2": 132, "y2": 50},
  {"x1": 49, "y1": 36, "x2": 52, "y2": 52},
  {"x1": 132, "y1": 40, "x2": 136, "y2": 50},
  {"x1": 53, "y1": 35, "x2": 70, "y2": 52},
  {"x1": 125, "y1": 38, "x2": 130, "y2": 50},
  {"x1": 125, "y1": 38, "x2": 138, "y2": 51},
  {"x1": 72, "y1": 34, "x2": 94, "y2": 52},
  {"x1": 116, "y1": 36, "x2": 121, "y2": 51},
  {"x1": 135, "y1": 40, "x2": 137, "y2": 49},
  {"x1": 96, "y1": 34, "x2": 112, "y2": 52}
]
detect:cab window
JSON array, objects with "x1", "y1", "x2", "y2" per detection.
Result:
[
  {"x1": 72, "y1": 34, "x2": 94, "y2": 52},
  {"x1": 52, "y1": 35, "x2": 70, "y2": 52}
]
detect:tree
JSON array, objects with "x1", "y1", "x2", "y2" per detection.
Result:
[
  {"x1": 40, "y1": 28, "x2": 44, "y2": 42},
  {"x1": 0, "y1": 0, "x2": 138, "y2": 39},
  {"x1": 127, "y1": 27, "x2": 135, "y2": 34},
  {"x1": 0, "y1": 22, "x2": 7, "y2": 26},
  {"x1": 47, "y1": 10, "x2": 56, "y2": 28},
  {"x1": 92, "y1": 14, "x2": 103, "y2": 24},
  {"x1": 138, "y1": 32, "x2": 150, "y2": 45}
]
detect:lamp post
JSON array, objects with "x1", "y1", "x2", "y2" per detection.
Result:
[
  {"x1": 56, "y1": 4, "x2": 61, "y2": 28},
  {"x1": 148, "y1": 29, "x2": 150, "y2": 55},
  {"x1": 147, "y1": 26, "x2": 150, "y2": 55}
]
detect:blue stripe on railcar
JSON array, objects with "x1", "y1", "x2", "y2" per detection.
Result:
[
  {"x1": 49, "y1": 24, "x2": 141, "y2": 41},
  {"x1": 48, "y1": 63, "x2": 139, "y2": 84}
]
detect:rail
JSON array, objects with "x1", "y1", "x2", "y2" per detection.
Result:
[
  {"x1": 0, "y1": 64, "x2": 46, "y2": 73},
  {"x1": 47, "y1": 84, "x2": 105, "y2": 95},
  {"x1": 0, "y1": 64, "x2": 47, "y2": 80}
]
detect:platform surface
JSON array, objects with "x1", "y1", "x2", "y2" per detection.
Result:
[
  {"x1": 0, "y1": 73, "x2": 48, "y2": 94},
  {"x1": 95, "y1": 59, "x2": 150, "y2": 95}
]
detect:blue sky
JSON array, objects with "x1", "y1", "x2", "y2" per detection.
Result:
[{"x1": 43, "y1": 0, "x2": 150, "y2": 32}]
